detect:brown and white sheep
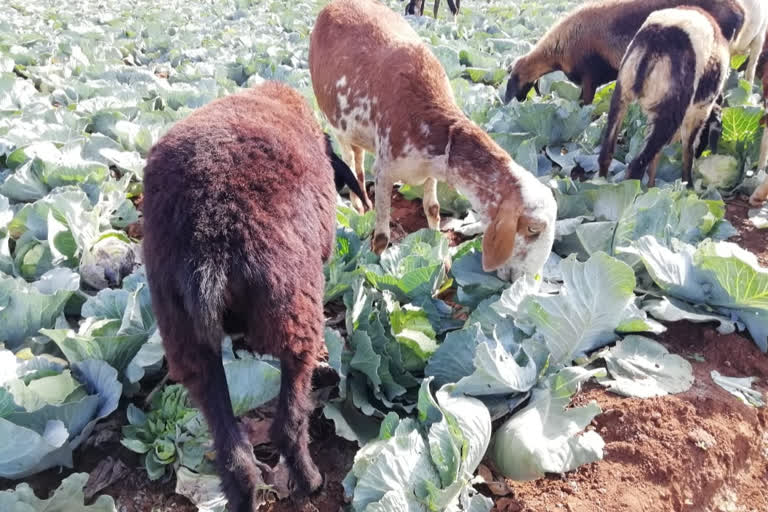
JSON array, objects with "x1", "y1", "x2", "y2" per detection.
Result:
[
  {"x1": 749, "y1": 37, "x2": 768, "y2": 207},
  {"x1": 309, "y1": 0, "x2": 557, "y2": 281},
  {"x1": 503, "y1": 0, "x2": 745, "y2": 105},
  {"x1": 141, "y1": 81, "x2": 363, "y2": 511},
  {"x1": 597, "y1": 7, "x2": 730, "y2": 187},
  {"x1": 405, "y1": 0, "x2": 459, "y2": 20}
]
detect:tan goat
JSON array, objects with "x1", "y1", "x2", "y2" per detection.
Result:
[{"x1": 309, "y1": 0, "x2": 556, "y2": 281}]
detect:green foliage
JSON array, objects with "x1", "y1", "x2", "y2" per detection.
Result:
[{"x1": 121, "y1": 384, "x2": 211, "y2": 481}]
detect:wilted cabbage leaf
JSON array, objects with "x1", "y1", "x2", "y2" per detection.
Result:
[
  {"x1": 491, "y1": 366, "x2": 605, "y2": 480},
  {"x1": 596, "y1": 336, "x2": 694, "y2": 398},
  {"x1": 710, "y1": 370, "x2": 765, "y2": 407}
]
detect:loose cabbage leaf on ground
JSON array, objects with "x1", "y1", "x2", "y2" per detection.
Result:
[{"x1": 595, "y1": 336, "x2": 694, "y2": 398}]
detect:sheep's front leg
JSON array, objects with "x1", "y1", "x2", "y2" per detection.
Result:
[
  {"x1": 372, "y1": 163, "x2": 393, "y2": 255},
  {"x1": 423, "y1": 177, "x2": 441, "y2": 230}
]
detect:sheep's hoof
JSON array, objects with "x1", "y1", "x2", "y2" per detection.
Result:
[
  {"x1": 750, "y1": 195, "x2": 767, "y2": 208},
  {"x1": 372, "y1": 233, "x2": 389, "y2": 255}
]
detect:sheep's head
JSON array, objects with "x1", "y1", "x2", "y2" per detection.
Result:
[
  {"x1": 504, "y1": 57, "x2": 539, "y2": 104},
  {"x1": 482, "y1": 167, "x2": 556, "y2": 282}
]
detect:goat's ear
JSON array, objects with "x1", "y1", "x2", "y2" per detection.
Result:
[{"x1": 482, "y1": 199, "x2": 520, "y2": 272}]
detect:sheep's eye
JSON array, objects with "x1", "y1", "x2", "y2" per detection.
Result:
[{"x1": 527, "y1": 225, "x2": 540, "y2": 235}]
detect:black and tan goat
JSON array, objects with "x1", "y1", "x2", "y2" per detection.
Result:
[
  {"x1": 310, "y1": 0, "x2": 557, "y2": 282},
  {"x1": 142, "y1": 81, "x2": 365, "y2": 511},
  {"x1": 504, "y1": 0, "x2": 744, "y2": 105},
  {"x1": 597, "y1": 7, "x2": 730, "y2": 187},
  {"x1": 405, "y1": 0, "x2": 459, "y2": 20}
]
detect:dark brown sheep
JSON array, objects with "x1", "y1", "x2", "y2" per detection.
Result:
[
  {"x1": 503, "y1": 0, "x2": 744, "y2": 105},
  {"x1": 142, "y1": 81, "x2": 362, "y2": 511}
]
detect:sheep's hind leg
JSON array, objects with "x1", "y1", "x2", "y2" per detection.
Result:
[
  {"x1": 267, "y1": 298, "x2": 323, "y2": 498},
  {"x1": 169, "y1": 340, "x2": 267, "y2": 512},
  {"x1": 423, "y1": 177, "x2": 441, "y2": 230}
]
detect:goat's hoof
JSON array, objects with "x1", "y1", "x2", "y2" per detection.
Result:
[
  {"x1": 372, "y1": 233, "x2": 389, "y2": 255},
  {"x1": 289, "y1": 469, "x2": 324, "y2": 499}
]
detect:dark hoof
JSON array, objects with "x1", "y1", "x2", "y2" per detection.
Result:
[
  {"x1": 289, "y1": 469, "x2": 324, "y2": 499},
  {"x1": 372, "y1": 232, "x2": 389, "y2": 255}
]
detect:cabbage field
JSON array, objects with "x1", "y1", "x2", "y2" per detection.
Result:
[{"x1": 0, "y1": 0, "x2": 766, "y2": 511}]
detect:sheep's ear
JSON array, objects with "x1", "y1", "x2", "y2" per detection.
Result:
[{"x1": 482, "y1": 199, "x2": 520, "y2": 272}]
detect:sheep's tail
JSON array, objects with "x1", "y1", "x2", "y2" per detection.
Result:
[{"x1": 182, "y1": 258, "x2": 230, "y2": 344}]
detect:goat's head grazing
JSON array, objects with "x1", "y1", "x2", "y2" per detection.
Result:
[
  {"x1": 448, "y1": 121, "x2": 556, "y2": 281},
  {"x1": 504, "y1": 57, "x2": 539, "y2": 103},
  {"x1": 481, "y1": 165, "x2": 556, "y2": 281}
]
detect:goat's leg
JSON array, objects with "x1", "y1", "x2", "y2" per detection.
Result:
[
  {"x1": 352, "y1": 145, "x2": 372, "y2": 211},
  {"x1": 627, "y1": 110, "x2": 679, "y2": 184},
  {"x1": 445, "y1": 0, "x2": 457, "y2": 16},
  {"x1": 423, "y1": 177, "x2": 441, "y2": 230},
  {"x1": 168, "y1": 342, "x2": 265, "y2": 512},
  {"x1": 598, "y1": 82, "x2": 629, "y2": 177},
  {"x1": 372, "y1": 163, "x2": 393, "y2": 255},
  {"x1": 681, "y1": 104, "x2": 712, "y2": 188},
  {"x1": 746, "y1": 32, "x2": 767, "y2": 85},
  {"x1": 646, "y1": 153, "x2": 662, "y2": 188},
  {"x1": 580, "y1": 75, "x2": 596, "y2": 106},
  {"x1": 338, "y1": 140, "x2": 365, "y2": 214},
  {"x1": 750, "y1": 127, "x2": 768, "y2": 206}
]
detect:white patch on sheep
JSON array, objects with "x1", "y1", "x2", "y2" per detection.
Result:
[
  {"x1": 644, "y1": 9, "x2": 715, "y2": 82},
  {"x1": 388, "y1": 140, "x2": 446, "y2": 184},
  {"x1": 419, "y1": 122, "x2": 430, "y2": 137},
  {"x1": 336, "y1": 95, "x2": 376, "y2": 150},
  {"x1": 336, "y1": 76, "x2": 348, "y2": 88}
]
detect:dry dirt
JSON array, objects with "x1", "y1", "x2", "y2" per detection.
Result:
[{"x1": 2, "y1": 191, "x2": 767, "y2": 512}]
